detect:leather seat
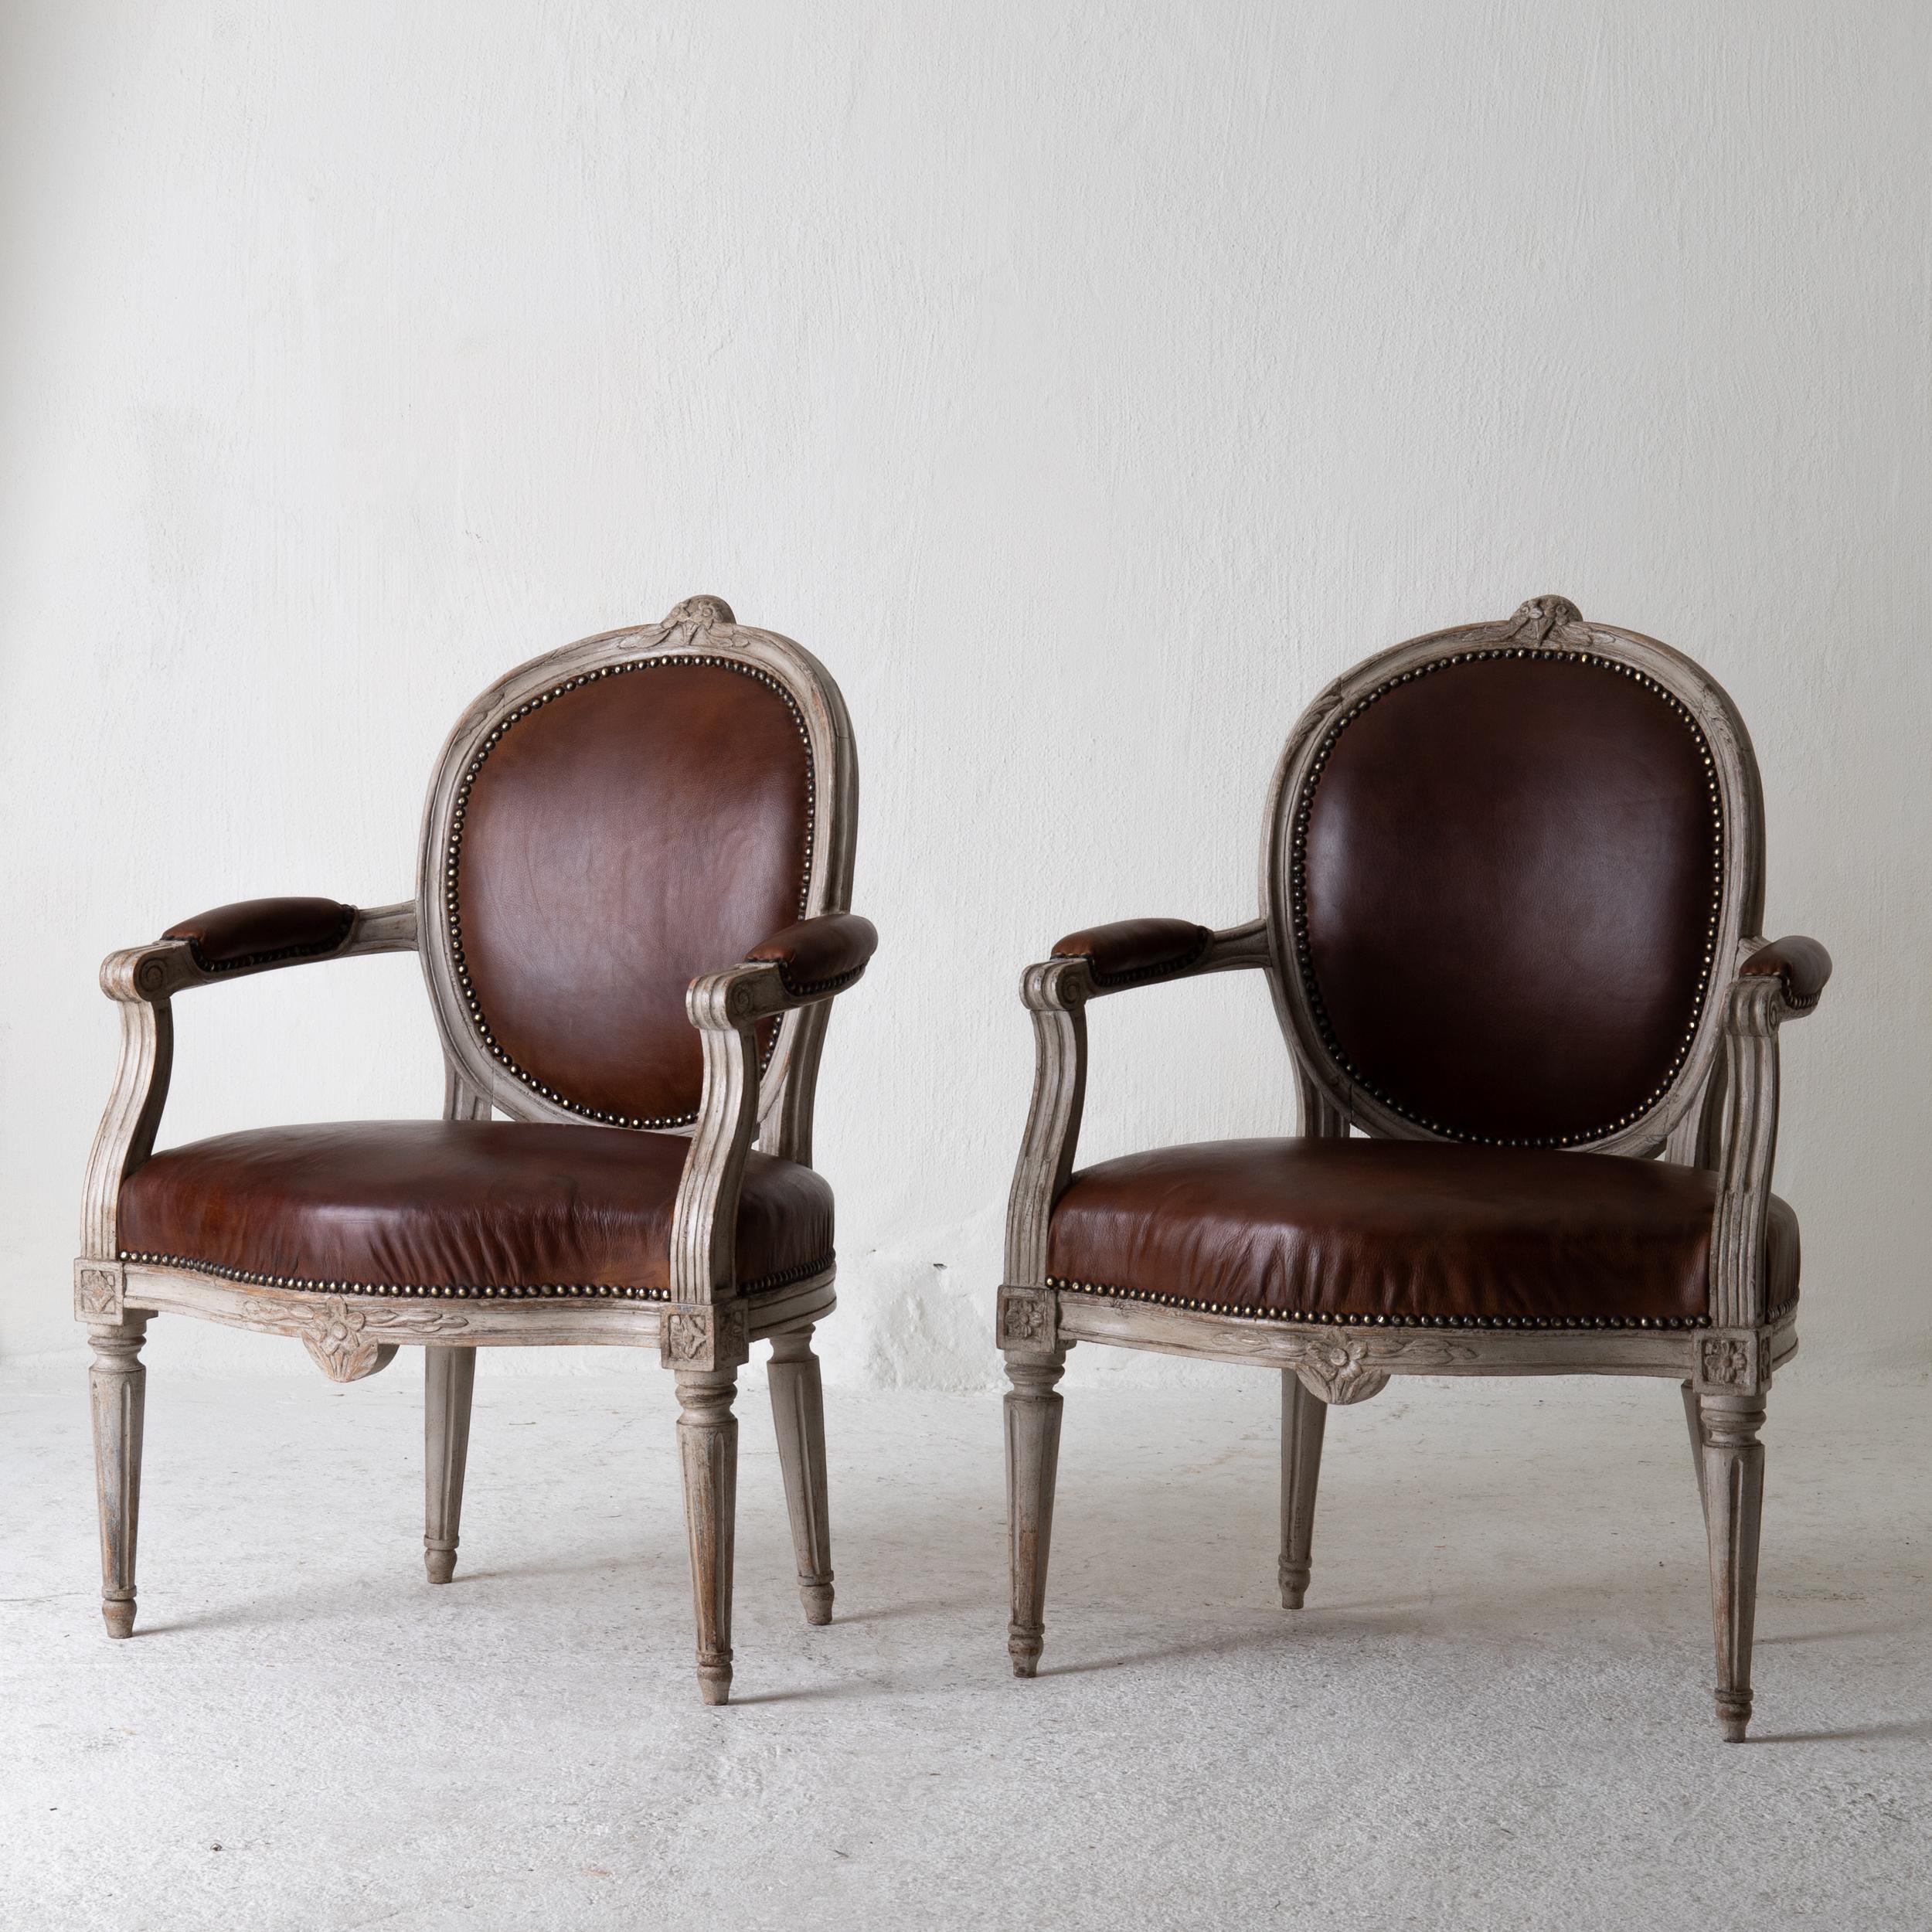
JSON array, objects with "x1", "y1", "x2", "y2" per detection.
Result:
[
  {"x1": 1047, "y1": 1138, "x2": 1798, "y2": 1329},
  {"x1": 118, "y1": 1121, "x2": 835, "y2": 1299}
]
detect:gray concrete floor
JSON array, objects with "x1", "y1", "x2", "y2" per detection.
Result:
[{"x1": 2, "y1": 1357, "x2": 1927, "y2": 1931}]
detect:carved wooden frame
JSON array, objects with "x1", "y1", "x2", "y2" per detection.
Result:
[
  {"x1": 998, "y1": 597, "x2": 1825, "y2": 1741},
  {"x1": 77, "y1": 597, "x2": 859, "y2": 1702}
]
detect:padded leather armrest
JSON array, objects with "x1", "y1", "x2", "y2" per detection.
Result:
[
  {"x1": 1051, "y1": 917, "x2": 1212, "y2": 987},
  {"x1": 162, "y1": 897, "x2": 358, "y2": 973},
  {"x1": 1740, "y1": 934, "x2": 1832, "y2": 1009},
  {"x1": 746, "y1": 912, "x2": 878, "y2": 995}
]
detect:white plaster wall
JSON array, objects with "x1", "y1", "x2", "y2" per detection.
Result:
[{"x1": 1, "y1": 1, "x2": 1926, "y2": 1385}]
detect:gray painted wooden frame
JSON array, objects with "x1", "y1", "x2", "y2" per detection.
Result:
[
  {"x1": 998, "y1": 596, "x2": 1825, "y2": 1742},
  {"x1": 77, "y1": 597, "x2": 862, "y2": 1705}
]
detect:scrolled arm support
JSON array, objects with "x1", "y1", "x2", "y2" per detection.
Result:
[
  {"x1": 1707, "y1": 935, "x2": 1831, "y2": 1332},
  {"x1": 1003, "y1": 919, "x2": 1270, "y2": 1285},
  {"x1": 79, "y1": 900, "x2": 420, "y2": 1264},
  {"x1": 668, "y1": 938, "x2": 872, "y2": 1325}
]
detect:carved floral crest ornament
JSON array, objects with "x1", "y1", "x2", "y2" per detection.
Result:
[{"x1": 997, "y1": 595, "x2": 1828, "y2": 1742}]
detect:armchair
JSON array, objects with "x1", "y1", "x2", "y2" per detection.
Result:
[
  {"x1": 998, "y1": 596, "x2": 1828, "y2": 1740},
  {"x1": 79, "y1": 596, "x2": 873, "y2": 1705}
]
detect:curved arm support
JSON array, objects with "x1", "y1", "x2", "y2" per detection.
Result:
[
  {"x1": 672, "y1": 948, "x2": 870, "y2": 1307},
  {"x1": 77, "y1": 900, "x2": 420, "y2": 1262},
  {"x1": 1707, "y1": 936, "x2": 1829, "y2": 1330},
  {"x1": 1002, "y1": 919, "x2": 1270, "y2": 1285}
]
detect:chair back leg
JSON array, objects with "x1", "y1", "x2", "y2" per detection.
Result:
[
  {"x1": 1004, "y1": 1353, "x2": 1066, "y2": 1678},
  {"x1": 1679, "y1": 1379, "x2": 1710, "y2": 1532},
  {"x1": 767, "y1": 1325, "x2": 835, "y2": 1625},
  {"x1": 1279, "y1": 1372, "x2": 1328, "y2": 1609},
  {"x1": 88, "y1": 1315, "x2": 149, "y2": 1638},
  {"x1": 675, "y1": 1367, "x2": 740, "y2": 1705},
  {"x1": 424, "y1": 1345, "x2": 478, "y2": 1585}
]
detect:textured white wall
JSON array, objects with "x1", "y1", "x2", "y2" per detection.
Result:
[{"x1": 2, "y1": 2, "x2": 1926, "y2": 1386}]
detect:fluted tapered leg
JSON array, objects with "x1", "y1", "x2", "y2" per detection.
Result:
[
  {"x1": 1279, "y1": 1372, "x2": 1328, "y2": 1609},
  {"x1": 1700, "y1": 1391, "x2": 1767, "y2": 1742},
  {"x1": 1005, "y1": 1354, "x2": 1066, "y2": 1678},
  {"x1": 676, "y1": 1368, "x2": 739, "y2": 1706},
  {"x1": 767, "y1": 1327, "x2": 833, "y2": 1625},
  {"x1": 88, "y1": 1317, "x2": 148, "y2": 1639},
  {"x1": 1681, "y1": 1379, "x2": 1709, "y2": 1532},
  {"x1": 424, "y1": 1345, "x2": 477, "y2": 1585}
]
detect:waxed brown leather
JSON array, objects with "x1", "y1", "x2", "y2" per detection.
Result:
[
  {"x1": 118, "y1": 1121, "x2": 832, "y2": 1293},
  {"x1": 1742, "y1": 934, "x2": 1832, "y2": 1006},
  {"x1": 163, "y1": 898, "x2": 355, "y2": 971},
  {"x1": 747, "y1": 913, "x2": 879, "y2": 992},
  {"x1": 455, "y1": 661, "x2": 811, "y2": 1123},
  {"x1": 1047, "y1": 1138, "x2": 1798, "y2": 1325},
  {"x1": 1051, "y1": 918, "x2": 1211, "y2": 985},
  {"x1": 1298, "y1": 655, "x2": 1717, "y2": 1142}
]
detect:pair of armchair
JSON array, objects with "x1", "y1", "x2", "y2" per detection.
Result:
[{"x1": 78, "y1": 594, "x2": 1825, "y2": 1740}]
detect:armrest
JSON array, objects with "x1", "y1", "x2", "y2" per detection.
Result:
[
  {"x1": 746, "y1": 912, "x2": 878, "y2": 996},
  {"x1": 1002, "y1": 918, "x2": 1270, "y2": 1290},
  {"x1": 1037, "y1": 916, "x2": 1269, "y2": 1003},
  {"x1": 1051, "y1": 917, "x2": 1211, "y2": 987},
  {"x1": 80, "y1": 898, "x2": 419, "y2": 1269},
  {"x1": 1706, "y1": 932, "x2": 1832, "y2": 1335},
  {"x1": 1740, "y1": 934, "x2": 1832, "y2": 1013},
  {"x1": 162, "y1": 896, "x2": 356, "y2": 972},
  {"x1": 104, "y1": 900, "x2": 419, "y2": 1004}
]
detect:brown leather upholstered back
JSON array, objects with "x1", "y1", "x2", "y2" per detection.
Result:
[
  {"x1": 423, "y1": 604, "x2": 852, "y2": 1131},
  {"x1": 1272, "y1": 604, "x2": 1760, "y2": 1150}
]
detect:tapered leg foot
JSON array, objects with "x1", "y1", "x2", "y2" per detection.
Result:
[
  {"x1": 1005, "y1": 1352, "x2": 1066, "y2": 1678},
  {"x1": 424, "y1": 1345, "x2": 477, "y2": 1585},
  {"x1": 89, "y1": 1318, "x2": 148, "y2": 1641},
  {"x1": 677, "y1": 1368, "x2": 739, "y2": 1706},
  {"x1": 768, "y1": 1327, "x2": 835, "y2": 1626},
  {"x1": 1700, "y1": 1391, "x2": 1767, "y2": 1743},
  {"x1": 1280, "y1": 1371, "x2": 1328, "y2": 1610}
]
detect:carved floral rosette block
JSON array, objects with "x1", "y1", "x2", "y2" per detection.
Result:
[
  {"x1": 661, "y1": 1301, "x2": 750, "y2": 1373},
  {"x1": 997, "y1": 1285, "x2": 1060, "y2": 1355},
  {"x1": 1696, "y1": 1328, "x2": 1768, "y2": 1395}
]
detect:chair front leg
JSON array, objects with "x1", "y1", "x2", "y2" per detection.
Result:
[
  {"x1": 1280, "y1": 1372, "x2": 1328, "y2": 1609},
  {"x1": 1699, "y1": 1390, "x2": 1767, "y2": 1742},
  {"x1": 767, "y1": 1326, "x2": 834, "y2": 1625},
  {"x1": 675, "y1": 1366, "x2": 740, "y2": 1705},
  {"x1": 424, "y1": 1345, "x2": 478, "y2": 1585},
  {"x1": 1004, "y1": 1352, "x2": 1066, "y2": 1678},
  {"x1": 88, "y1": 1315, "x2": 149, "y2": 1638}
]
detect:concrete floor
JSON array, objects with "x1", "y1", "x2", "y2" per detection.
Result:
[{"x1": 2, "y1": 1357, "x2": 1927, "y2": 1932}]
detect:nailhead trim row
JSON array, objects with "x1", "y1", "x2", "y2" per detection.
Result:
[
  {"x1": 445, "y1": 655, "x2": 816, "y2": 1130},
  {"x1": 119, "y1": 1250, "x2": 835, "y2": 1301},
  {"x1": 1063, "y1": 931, "x2": 1213, "y2": 990},
  {"x1": 1289, "y1": 647, "x2": 1726, "y2": 1147},
  {"x1": 174, "y1": 904, "x2": 357, "y2": 976},
  {"x1": 1047, "y1": 1275, "x2": 1713, "y2": 1331},
  {"x1": 764, "y1": 960, "x2": 868, "y2": 999}
]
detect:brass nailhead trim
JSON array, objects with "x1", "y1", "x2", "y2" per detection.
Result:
[
  {"x1": 119, "y1": 1251, "x2": 834, "y2": 1301},
  {"x1": 1287, "y1": 648, "x2": 1726, "y2": 1148},
  {"x1": 445, "y1": 655, "x2": 815, "y2": 1129},
  {"x1": 1046, "y1": 1276, "x2": 1717, "y2": 1331}
]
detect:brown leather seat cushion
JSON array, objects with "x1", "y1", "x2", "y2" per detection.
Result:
[
  {"x1": 1047, "y1": 1138, "x2": 1798, "y2": 1328},
  {"x1": 118, "y1": 1121, "x2": 833, "y2": 1298}
]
